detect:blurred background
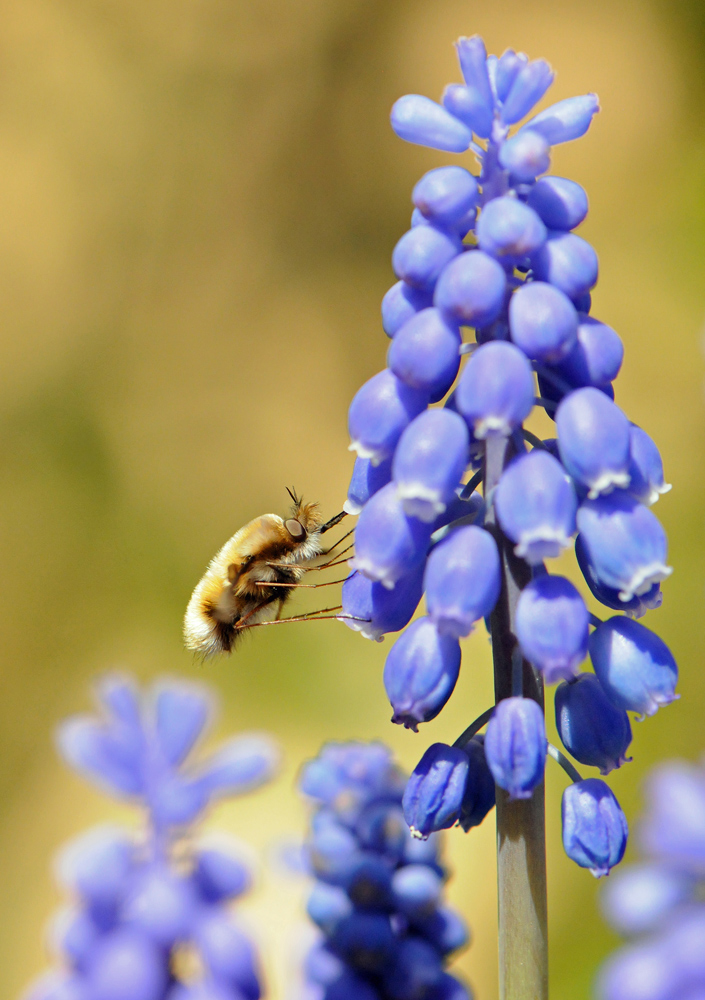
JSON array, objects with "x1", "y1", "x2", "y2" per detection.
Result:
[{"x1": 1, "y1": 0, "x2": 705, "y2": 997}]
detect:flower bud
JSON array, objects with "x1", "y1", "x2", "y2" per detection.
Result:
[
  {"x1": 341, "y1": 566, "x2": 424, "y2": 642},
  {"x1": 194, "y1": 845, "x2": 251, "y2": 903},
  {"x1": 561, "y1": 778, "x2": 628, "y2": 877},
  {"x1": 330, "y1": 913, "x2": 395, "y2": 974},
  {"x1": 382, "y1": 281, "x2": 433, "y2": 338},
  {"x1": 495, "y1": 450, "x2": 577, "y2": 563},
  {"x1": 383, "y1": 617, "x2": 461, "y2": 729},
  {"x1": 344, "y1": 455, "x2": 393, "y2": 515},
  {"x1": 555, "y1": 673, "x2": 632, "y2": 774},
  {"x1": 351, "y1": 483, "x2": 432, "y2": 589},
  {"x1": 575, "y1": 533, "x2": 662, "y2": 617},
  {"x1": 531, "y1": 231, "x2": 598, "y2": 300},
  {"x1": 414, "y1": 906, "x2": 469, "y2": 957},
  {"x1": 509, "y1": 281, "x2": 578, "y2": 362},
  {"x1": 515, "y1": 574, "x2": 589, "y2": 683},
  {"x1": 455, "y1": 36, "x2": 494, "y2": 110},
  {"x1": 498, "y1": 130, "x2": 551, "y2": 183},
  {"x1": 424, "y1": 524, "x2": 501, "y2": 638},
  {"x1": 625, "y1": 425, "x2": 671, "y2": 506},
  {"x1": 500, "y1": 59, "x2": 554, "y2": 124},
  {"x1": 553, "y1": 315, "x2": 623, "y2": 388},
  {"x1": 433, "y1": 250, "x2": 506, "y2": 328},
  {"x1": 596, "y1": 939, "x2": 673, "y2": 1000},
  {"x1": 442, "y1": 84, "x2": 493, "y2": 138},
  {"x1": 412, "y1": 166, "x2": 478, "y2": 228},
  {"x1": 387, "y1": 308, "x2": 461, "y2": 398},
  {"x1": 458, "y1": 735, "x2": 496, "y2": 830},
  {"x1": 589, "y1": 616, "x2": 678, "y2": 717},
  {"x1": 306, "y1": 882, "x2": 353, "y2": 933},
  {"x1": 521, "y1": 94, "x2": 600, "y2": 145},
  {"x1": 402, "y1": 743, "x2": 469, "y2": 837},
  {"x1": 455, "y1": 341, "x2": 535, "y2": 439},
  {"x1": 392, "y1": 227, "x2": 462, "y2": 292},
  {"x1": 556, "y1": 387, "x2": 631, "y2": 496},
  {"x1": 433, "y1": 973, "x2": 473, "y2": 1000},
  {"x1": 84, "y1": 929, "x2": 168, "y2": 1000},
  {"x1": 527, "y1": 176, "x2": 589, "y2": 231},
  {"x1": 476, "y1": 197, "x2": 547, "y2": 259},
  {"x1": 495, "y1": 49, "x2": 528, "y2": 102},
  {"x1": 383, "y1": 937, "x2": 443, "y2": 1000},
  {"x1": 484, "y1": 696, "x2": 547, "y2": 800},
  {"x1": 576, "y1": 492, "x2": 672, "y2": 601},
  {"x1": 390, "y1": 95, "x2": 472, "y2": 152},
  {"x1": 392, "y1": 409, "x2": 469, "y2": 522},
  {"x1": 348, "y1": 369, "x2": 428, "y2": 465}
]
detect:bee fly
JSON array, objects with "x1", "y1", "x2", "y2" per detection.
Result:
[{"x1": 184, "y1": 489, "x2": 353, "y2": 657}]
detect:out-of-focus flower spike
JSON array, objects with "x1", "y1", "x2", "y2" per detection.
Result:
[
  {"x1": 562, "y1": 778, "x2": 628, "y2": 877},
  {"x1": 495, "y1": 49, "x2": 529, "y2": 102},
  {"x1": 351, "y1": 481, "x2": 432, "y2": 588},
  {"x1": 500, "y1": 59, "x2": 554, "y2": 125},
  {"x1": 556, "y1": 387, "x2": 632, "y2": 497},
  {"x1": 576, "y1": 493, "x2": 672, "y2": 601},
  {"x1": 555, "y1": 673, "x2": 632, "y2": 775},
  {"x1": 589, "y1": 617, "x2": 678, "y2": 717},
  {"x1": 391, "y1": 95, "x2": 473, "y2": 152},
  {"x1": 442, "y1": 84, "x2": 494, "y2": 139},
  {"x1": 454, "y1": 36, "x2": 494, "y2": 114},
  {"x1": 57, "y1": 717, "x2": 144, "y2": 798},
  {"x1": 194, "y1": 733, "x2": 280, "y2": 798},
  {"x1": 340, "y1": 565, "x2": 424, "y2": 642},
  {"x1": 388, "y1": 308, "x2": 461, "y2": 398},
  {"x1": 600, "y1": 864, "x2": 694, "y2": 936},
  {"x1": 424, "y1": 524, "x2": 501, "y2": 638},
  {"x1": 455, "y1": 340, "x2": 535, "y2": 439},
  {"x1": 392, "y1": 408, "x2": 469, "y2": 522},
  {"x1": 527, "y1": 176, "x2": 588, "y2": 231},
  {"x1": 383, "y1": 616, "x2": 461, "y2": 729},
  {"x1": 84, "y1": 929, "x2": 168, "y2": 1000},
  {"x1": 194, "y1": 842, "x2": 252, "y2": 902},
  {"x1": 96, "y1": 674, "x2": 141, "y2": 731},
  {"x1": 531, "y1": 230, "x2": 599, "y2": 300},
  {"x1": 55, "y1": 826, "x2": 134, "y2": 910},
  {"x1": 382, "y1": 281, "x2": 433, "y2": 338},
  {"x1": 515, "y1": 574, "x2": 589, "y2": 684},
  {"x1": 638, "y1": 760, "x2": 705, "y2": 868},
  {"x1": 153, "y1": 681, "x2": 212, "y2": 767},
  {"x1": 434, "y1": 250, "x2": 507, "y2": 328},
  {"x1": 348, "y1": 368, "x2": 428, "y2": 465},
  {"x1": 193, "y1": 910, "x2": 263, "y2": 1000},
  {"x1": 485, "y1": 696, "x2": 547, "y2": 800},
  {"x1": 521, "y1": 93, "x2": 600, "y2": 145},
  {"x1": 392, "y1": 226, "x2": 462, "y2": 292},
  {"x1": 498, "y1": 130, "x2": 551, "y2": 183}
]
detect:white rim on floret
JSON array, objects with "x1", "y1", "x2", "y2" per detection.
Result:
[
  {"x1": 648, "y1": 481, "x2": 673, "y2": 505},
  {"x1": 348, "y1": 557, "x2": 397, "y2": 590},
  {"x1": 514, "y1": 527, "x2": 572, "y2": 565},
  {"x1": 396, "y1": 482, "x2": 446, "y2": 523},
  {"x1": 433, "y1": 611, "x2": 475, "y2": 640},
  {"x1": 474, "y1": 416, "x2": 513, "y2": 440},
  {"x1": 617, "y1": 562, "x2": 673, "y2": 602},
  {"x1": 348, "y1": 439, "x2": 387, "y2": 465},
  {"x1": 586, "y1": 469, "x2": 631, "y2": 499}
]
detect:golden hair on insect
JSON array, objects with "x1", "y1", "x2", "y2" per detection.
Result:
[{"x1": 184, "y1": 489, "x2": 348, "y2": 657}]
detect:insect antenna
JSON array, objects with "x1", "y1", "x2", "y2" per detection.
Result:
[{"x1": 286, "y1": 486, "x2": 301, "y2": 506}]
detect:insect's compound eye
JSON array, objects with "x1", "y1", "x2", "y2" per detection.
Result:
[{"x1": 284, "y1": 518, "x2": 306, "y2": 540}]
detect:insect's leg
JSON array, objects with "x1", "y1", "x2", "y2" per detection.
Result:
[
  {"x1": 318, "y1": 527, "x2": 355, "y2": 557},
  {"x1": 255, "y1": 577, "x2": 351, "y2": 590},
  {"x1": 319, "y1": 510, "x2": 347, "y2": 535}
]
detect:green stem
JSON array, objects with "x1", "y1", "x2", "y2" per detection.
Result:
[{"x1": 485, "y1": 434, "x2": 549, "y2": 1000}]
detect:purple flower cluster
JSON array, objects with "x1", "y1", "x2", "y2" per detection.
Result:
[
  {"x1": 598, "y1": 756, "x2": 705, "y2": 1000},
  {"x1": 341, "y1": 34, "x2": 678, "y2": 877},
  {"x1": 23, "y1": 674, "x2": 279, "y2": 1000},
  {"x1": 300, "y1": 742, "x2": 472, "y2": 1000}
]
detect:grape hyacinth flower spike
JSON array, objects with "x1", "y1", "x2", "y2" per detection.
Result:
[
  {"x1": 300, "y1": 741, "x2": 472, "y2": 1000},
  {"x1": 341, "y1": 30, "x2": 678, "y2": 999},
  {"x1": 23, "y1": 673, "x2": 278, "y2": 1000}
]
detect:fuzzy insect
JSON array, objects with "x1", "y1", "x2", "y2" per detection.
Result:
[{"x1": 184, "y1": 490, "x2": 348, "y2": 657}]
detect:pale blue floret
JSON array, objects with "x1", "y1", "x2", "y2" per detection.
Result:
[
  {"x1": 433, "y1": 250, "x2": 506, "y2": 327},
  {"x1": 476, "y1": 196, "x2": 547, "y2": 259},
  {"x1": 455, "y1": 341, "x2": 535, "y2": 439},
  {"x1": 348, "y1": 368, "x2": 428, "y2": 465},
  {"x1": 520, "y1": 93, "x2": 601, "y2": 145},
  {"x1": 340, "y1": 566, "x2": 424, "y2": 642},
  {"x1": 392, "y1": 226, "x2": 462, "y2": 291},
  {"x1": 515, "y1": 574, "x2": 589, "y2": 683},
  {"x1": 381, "y1": 281, "x2": 433, "y2": 338},
  {"x1": 424, "y1": 524, "x2": 501, "y2": 637},
  {"x1": 553, "y1": 315, "x2": 624, "y2": 388},
  {"x1": 412, "y1": 166, "x2": 479, "y2": 228},
  {"x1": 555, "y1": 673, "x2": 632, "y2": 775},
  {"x1": 589, "y1": 616, "x2": 678, "y2": 717},
  {"x1": 531, "y1": 230, "x2": 599, "y2": 300},
  {"x1": 556, "y1": 386, "x2": 632, "y2": 497},
  {"x1": 392, "y1": 408, "x2": 469, "y2": 522},
  {"x1": 527, "y1": 176, "x2": 589, "y2": 230},
  {"x1": 390, "y1": 94, "x2": 472, "y2": 152},
  {"x1": 345, "y1": 455, "x2": 393, "y2": 516},
  {"x1": 562, "y1": 778, "x2": 628, "y2": 877},
  {"x1": 484, "y1": 697, "x2": 547, "y2": 800},
  {"x1": 383, "y1": 616, "x2": 462, "y2": 729},
  {"x1": 498, "y1": 130, "x2": 551, "y2": 182},
  {"x1": 351, "y1": 481, "x2": 432, "y2": 588},
  {"x1": 509, "y1": 280, "x2": 578, "y2": 362},
  {"x1": 387, "y1": 308, "x2": 462, "y2": 398}
]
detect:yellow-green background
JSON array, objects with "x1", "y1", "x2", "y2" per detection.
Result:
[{"x1": 2, "y1": 1, "x2": 704, "y2": 997}]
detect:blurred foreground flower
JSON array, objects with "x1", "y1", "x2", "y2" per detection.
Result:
[
  {"x1": 300, "y1": 741, "x2": 471, "y2": 1000},
  {"x1": 597, "y1": 754, "x2": 705, "y2": 1000},
  {"x1": 23, "y1": 673, "x2": 279, "y2": 1000}
]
